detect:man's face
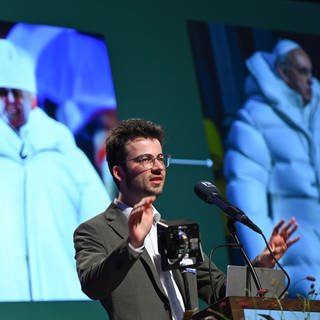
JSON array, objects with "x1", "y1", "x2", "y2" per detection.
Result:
[
  {"x1": 282, "y1": 48, "x2": 313, "y2": 105},
  {"x1": 0, "y1": 88, "x2": 33, "y2": 130},
  {"x1": 119, "y1": 137, "x2": 166, "y2": 203}
]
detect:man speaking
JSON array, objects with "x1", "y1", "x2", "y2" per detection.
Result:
[{"x1": 74, "y1": 118, "x2": 299, "y2": 319}]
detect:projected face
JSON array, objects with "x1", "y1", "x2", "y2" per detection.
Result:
[
  {"x1": 283, "y1": 48, "x2": 313, "y2": 105},
  {"x1": 0, "y1": 88, "x2": 33, "y2": 130}
]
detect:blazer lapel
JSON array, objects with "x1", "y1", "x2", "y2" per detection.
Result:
[
  {"x1": 172, "y1": 269, "x2": 187, "y2": 305},
  {"x1": 106, "y1": 203, "x2": 169, "y2": 300},
  {"x1": 140, "y1": 251, "x2": 169, "y2": 301},
  {"x1": 105, "y1": 203, "x2": 130, "y2": 238}
]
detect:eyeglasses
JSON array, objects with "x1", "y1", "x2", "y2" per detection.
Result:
[
  {"x1": 126, "y1": 153, "x2": 171, "y2": 169},
  {"x1": 0, "y1": 88, "x2": 24, "y2": 100}
]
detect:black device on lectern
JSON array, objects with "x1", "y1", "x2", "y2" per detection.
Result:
[{"x1": 157, "y1": 219, "x2": 204, "y2": 271}]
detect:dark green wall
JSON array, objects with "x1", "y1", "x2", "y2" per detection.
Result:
[{"x1": 1, "y1": 0, "x2": 319, "y2": 318}]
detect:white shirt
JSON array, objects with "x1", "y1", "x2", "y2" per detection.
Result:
[{"x1": 114, "y1": 199, "x2": 185, "y2": 320}]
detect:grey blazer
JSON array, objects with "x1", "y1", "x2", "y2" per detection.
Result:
[{"x1": 74, "y1": 203, "x2": 226, "y2": 320}]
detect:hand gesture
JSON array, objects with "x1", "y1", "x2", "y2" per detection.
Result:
[
  {"x1": 128, "y1": 196, "x2": 156, "y2": 248},
  {"x1": 256, "y1": 217, "x2": 300, "y2": 268}
]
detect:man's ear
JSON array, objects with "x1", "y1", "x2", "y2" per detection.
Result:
[
  {"x1": 27, "y1": 93, "x2": 37, "y2": 109},
  {"x1": 112, "y1": 165, "x2": 124, "y2": 184},
  {"x1": 31, "y1": 96, "x2": 38, "y2": 109},
  {"x1": 276, "y1": 64, "x2": 290, "y2": 84}
]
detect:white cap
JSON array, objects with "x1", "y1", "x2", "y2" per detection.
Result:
[
  {"x1": 273, "y1": 39, "x2": 301, "y2": 58},
  {"x1": 0, "y1": 39, "x2": 36, "y2": 93}
]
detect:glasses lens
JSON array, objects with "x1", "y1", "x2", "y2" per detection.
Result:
[
  {"x1": 129, "y1": 154, "x2": 171, "y2": 168},
  {"x1": 12, "y1": 89, "x2": 24, "y2": 99},
  {"x1": 0, "y1": 88, "x2": 8, "y2": 97},
  {"x1": 0, "y1": 88, "x2": 24, "y2": 99}
]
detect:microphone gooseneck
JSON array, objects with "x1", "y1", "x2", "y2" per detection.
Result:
[{"x1": 194, "y1": 180, "x2": 290, "y2": 299}]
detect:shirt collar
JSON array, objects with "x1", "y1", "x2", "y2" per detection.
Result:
[{"x1": 114, "y1": 198, "x2": 161, "y2": 223}]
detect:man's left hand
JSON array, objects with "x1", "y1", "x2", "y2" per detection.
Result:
[{"x1": 255, "y1": 217, "x2": 300, "y2": 268}]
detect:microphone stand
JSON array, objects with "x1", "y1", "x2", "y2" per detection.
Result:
[
  {"x1": 227, "y1": 218, "x2": 264, "y2": 297},
  {"x1": 181, "y1": 267, "x2": 199, "y2": 320}
]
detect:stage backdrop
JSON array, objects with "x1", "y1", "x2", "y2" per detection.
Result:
[{"x1": 0, "y1": 0, "x2": 319, "y2": 318}]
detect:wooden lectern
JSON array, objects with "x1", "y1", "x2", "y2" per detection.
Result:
[{"x1": 190, "y1": 296, "x2": 320, "y2": 320}]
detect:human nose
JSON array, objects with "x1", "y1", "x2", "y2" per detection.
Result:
[
  {"x1": 6, "y1": 91, "x2": 15, "y2": 103},
  {"x1": 151, "y1": 157, "x2": 165, "y2": 169}
]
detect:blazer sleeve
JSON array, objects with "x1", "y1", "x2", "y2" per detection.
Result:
[
  {"x1": 197, "y1": 253, "x2": 226, "y2": 304},
  {"x1": 73, "y1": 218, "x2": 142, "y2": 300}
]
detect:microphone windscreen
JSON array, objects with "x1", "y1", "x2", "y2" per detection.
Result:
[{"x1": 194, "y1": 181, "x2": 219, "y2": 204}]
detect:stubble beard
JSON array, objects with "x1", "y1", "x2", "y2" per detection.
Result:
[{"x1": 125, "y1": 173, "x2": 165, "y2": 200}]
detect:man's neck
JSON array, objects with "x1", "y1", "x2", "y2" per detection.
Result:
[{"x1": 116, "y1": 193, "x2": 142, "y2": 208}]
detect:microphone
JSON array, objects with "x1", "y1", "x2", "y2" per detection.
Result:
[{"x1": 194, "y1": 181, "x2": 262, "y2": 234}]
